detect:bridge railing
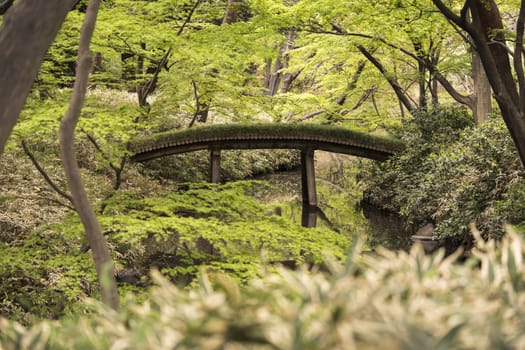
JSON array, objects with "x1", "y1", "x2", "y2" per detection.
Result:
[{"x1": 129, "y1": 123, "x2": 405, "y2": 161}]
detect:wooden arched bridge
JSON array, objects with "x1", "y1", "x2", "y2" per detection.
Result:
[{"x1": 129, "y1": 123, "x2": 404, "y2": 227}]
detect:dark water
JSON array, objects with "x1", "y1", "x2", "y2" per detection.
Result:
[
  {"x1": 256, "y1": 169, "x2": 412, "y2": 251},
  {"x1": 360, "y1": 202, "x2": 412, "y2": 251}
]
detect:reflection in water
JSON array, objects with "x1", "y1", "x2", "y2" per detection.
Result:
[
  {"x1": 256, "y1": 168, "x2": 412, "y2": 251},
  {"x1": 301, "y1": 204, "x2": 318, "y2": 228},
  {"x1": 360, "y1": 201, "x2": 412, "y2": 251}
]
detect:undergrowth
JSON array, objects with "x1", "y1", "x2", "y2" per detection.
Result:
[
  {"x1": 362, "y1": 107, "x2": 525, "y2": 245},
  {"x1": 2, "y1": 227, "x2": 525, "y2": 349},
  {"x1": 0, "y1": 176, "x2": 349, "y2": 323}
]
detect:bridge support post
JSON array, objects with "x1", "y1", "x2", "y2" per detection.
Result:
[
  {"x1": 209, "y1": 149, "x2": 221, "y2": 183},
  {"x1": 302, "y1": 205, "x2": 318, "y2": 228},
  {"x1": 300, "y1": 148, "x2": 317, "y2": 227}
]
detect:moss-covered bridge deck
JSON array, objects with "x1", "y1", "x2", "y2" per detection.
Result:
[{"x1": 129, "y1": 123, "x2": 404, "y2": 226}]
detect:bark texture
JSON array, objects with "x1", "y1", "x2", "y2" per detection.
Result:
[{"x1": 0, "y1": 0, "x2": 77, "y2": 154}]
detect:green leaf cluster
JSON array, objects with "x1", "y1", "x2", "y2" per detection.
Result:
[
  {"x1": 98, "y1": 181, "x2": 349, "y2": 284},
  {"x1": 0, "y1": 226, "x2": 98, "y2": 324}
]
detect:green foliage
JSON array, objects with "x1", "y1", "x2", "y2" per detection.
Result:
[
  {"x1": 35, "y1": 11, "x2": 83, "y2": 95},
  {"x1": 98, "y1": 181, "x2": 349, "y2": 284},
  {"x1": 0, "y1": 226, "x2": 98, "y2": 324},
  {"x1": 363, "y1": 107, "x2": 524, "y2": 243},
  {"x1": 13, "y1": 89, "x2": 141, "y2": 138},
  {"x1": 4, "y1": 229, "x2": 525, "y2": 348},
  {"x1": 0, "y1": 172, "x2": 349, "y2": 323}
]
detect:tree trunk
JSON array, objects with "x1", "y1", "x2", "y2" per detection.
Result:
[
  {"x1": 470, "y1": 0, "x2": 525, "y2": 164},
  {"x1": 222, "y1": 0, "x2": 242, "y2": 24},
  {"x1": 267, "y1": 56, "x2": 283, "y2": 96},
  {"x1": 412, "y1": 41, "x2": 428, "y2": 110},
  {"x1": 265, "y1": 30, "x2": 298, "y2": 96},
  {"x1": 280, "y1": 30, "x2": 298, "y2": 93},
  {"x1": 0, "y1": 0, "x2": 77, "y2": 154},
  {"x1": 432, "y1": 0, "x2": 525, "y2": 167},
  {"x1": 59, "y1": 0, "x2": 119, "y2": 311},
  {"x1": 471, "y1": 49, "x2": 491, "y2": 125}
]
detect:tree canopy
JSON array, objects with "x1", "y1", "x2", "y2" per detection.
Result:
[{"x1": 2, "y1": 0, "x2": 525, "y2": 320}]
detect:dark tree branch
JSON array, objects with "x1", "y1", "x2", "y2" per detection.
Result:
[
  {"x1": 371, "y1": 91, "x2": 381, "y2": 117},
  {"x1": 431, "y1": 0, "x2": 467, "y2": 28},
  {"x1": 428, "y1": 64, "x2": 475, "y2": 108},
  {"x1": 514, "y1": 1, "x2": 525, "y2": 112},
  {"x1": 335, "y1": 60, "x2": 367, "y2": 105},
  {"x1": 351, "y1": 87, "x2": 377, "y2": 112},
  {"x1": 21, "y1": 140, "x2": 75, "y2": 206},
  {"x1": 459, "y1": 0, "x2": 471, "y2": 26},
  {"x1": 83, "y1": 131, "x2": 127, "y2": 191},
  {"x1": 177, "y1": 0, "x2": 201, "y2": 36},
  {"x1": 189, "y1": 79, "x2": 201, "y2": 128},
  {"x1": 0, "y1": 0, "x2": 14, "y2": 14},
  {"x1": 307, "y1": 24, "x2": 423, "y2": 63},
  {"x1": 301, "y1": 110, "x2": 325, "y2": 121},
  {"x1": 138, "y1": 48, "x2": 172, "y2": 107},
  {"x1": 358, "y1": 45, "x2": 416, "y2": 113}
]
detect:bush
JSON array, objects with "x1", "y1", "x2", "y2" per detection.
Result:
[
  {"x1": 362, "y1": 107, "x2": 524, "y2": 244},
  {"x1": 0, "y1": 180, "x2": 349, "y2": 323},
  {"x1": 98, "y1": 181, "x2": 350, "y2": 285},
  {"x1": 2, "y1": 228, "x2": 525, "y2": 349}
]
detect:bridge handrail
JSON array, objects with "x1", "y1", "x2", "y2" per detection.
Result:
[{"x1": 129, "y1": 123, "x2": 405, "y2": 155}]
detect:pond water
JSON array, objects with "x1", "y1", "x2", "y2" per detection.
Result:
[{"x1": 255, "y1": 153, "x2": 413, "y2": 251}]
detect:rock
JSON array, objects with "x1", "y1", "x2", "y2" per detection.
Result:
[
  {"x1": 115, "y1": 269, "x2": 142, "y2": 285},
  {"x1": 415, "y1": 223, "x2": 435, "y2": 237},
  {"x1": 411, "y1": 223, "x2": 438, "y2": 253}
]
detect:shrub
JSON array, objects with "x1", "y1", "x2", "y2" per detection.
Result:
[
  {"x1": 98, "y1": 181, "x2": 350, "y2": 284},
  {"x1": 2, "y1": 228, "x2": 525, "y2": 349},
  {"x1": 362, "y1": 107, "x2": 524, "y2": 244},
  {"x1": 0, "y1": 180, "x2": 349, "y2": 323}
]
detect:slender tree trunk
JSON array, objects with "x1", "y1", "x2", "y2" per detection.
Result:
[
  {"x1": 429, "y1": 48, "x2": 440, "y2": 106},
  {"x1": 412, "y1": 41, "x2": 428, "y2": 110},
  {"x1": 0, "y1": 0, "x2": 77, "y2": 154},
  {"x1": 263, "y1": 59, "x2": 272, "y2": 90},
  {"x1": 280, "y1": 30, "x2": 298, "y2": 93},
  {"x1": 472, "y1": 49, "x2": 491, "y2": 125},
  {"x1": 267, "y1": 56, "x2": 283, "y2": 96},
  {"x1": 59, "y1": 0, "x2": 119, "y2": 310},
  {"x1": 222, "y1": 0, "x2": 242, "y2": 24},
  {"x1": 266, "y1": 30, "x2": 299, "y2": 96}
]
